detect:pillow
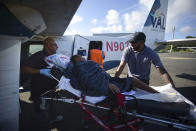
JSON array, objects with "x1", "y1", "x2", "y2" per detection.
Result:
[{"x1": 45, "y1": 54, "x2": 70, "y2": 69}]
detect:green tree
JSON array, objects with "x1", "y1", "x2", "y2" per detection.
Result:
[{"x1": 186, "y1": 36, "x2": 195, "y2": 38}]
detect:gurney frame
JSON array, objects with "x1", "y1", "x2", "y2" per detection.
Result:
[
  {"x1": 40, "y1": 74, "x2": 196, "y2": 131},
  {"x1": 42, "y1": 94, "x2": 196, "y2": 131}
]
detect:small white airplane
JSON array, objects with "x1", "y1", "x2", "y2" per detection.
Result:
[{"x1": 0, "y1": 0, "x2": 195, "y2": 130}]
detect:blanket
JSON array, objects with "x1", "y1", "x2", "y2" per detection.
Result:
[
  {"x1": 51, "y1": 61, "x2": 133, "y2": 96},
  {"x1": 73, "y1": 61, "x2": 110, "y2": 96}
]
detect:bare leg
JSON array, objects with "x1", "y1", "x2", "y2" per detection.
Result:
[
  {"x1": 108, "y1": 83, "x2": 120, "y2": 94},
  {"x1": 132, "y1": 77, "x2": 158, "y2": 93}
]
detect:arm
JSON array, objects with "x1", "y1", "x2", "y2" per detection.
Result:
[
  {"x1": 114, "y1": 61, "x2": 126, "y2": 77},
  {"x1": 156, "y1": 66, "x2": 176, "y2": 88},
  {"x1": 115, "y1": 47, "x2": 129, "y2": 77},
  {"x1": 22, "y1": 66, "x2": 51, "y2": 78},
  {"x1": 103, "y1": 51, "x2": 105, "y2": 60},
  {"x1": 21, "y1": 66, "x2": 40, "y2": 74},
  {"x1": 132, "y1": 77, "x2": 158, "y2": 93},
  {"x1": 21, "y1": 51, "x2": 51, "y2": 77},
  {"x1": 108, "y1": 83, "x2": 120, "y2": 94},
  {"x1": 21, "y1": 52, "x2": 41, "y2": 75},
  {"x1": 151, "y1": 51, "x2": 175, "y2": 88}
]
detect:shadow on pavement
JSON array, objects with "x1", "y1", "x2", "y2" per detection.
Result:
[
  {"x1": 19, "y1": 98, "x2": 85, "y2": 131},
  {"x1": 19, "y1": 100, "x2": 42, "y2": 131},
  {"x1": 176, "y1": 73, "x2": 196, "y2": 81},
  {"x1": 176, "y1": 86, "x2": 196, "y2": 105}
]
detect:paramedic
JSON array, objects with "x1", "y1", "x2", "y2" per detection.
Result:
[
  {"x1": 22, "y1": 37, "x2": 58, "y2": 111},
  {"x1": 71, "y1": 55, "x2": 158, "y2": 94},
  {"x1": 21, "y1": 37, "x2": 62, "y2": 129},
  {"x1": 89, "y1": 42, "x2": 105, "y2": 68},
  {"x1": 114, "y1": 32, "x2": 175, "y2": 88}
]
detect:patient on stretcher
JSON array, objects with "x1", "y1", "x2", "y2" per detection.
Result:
[
  {"x1": 69, "y1": 55, "x2": 158, "y2": 96},
  {"x1": 47, "y1": 54, "x2": 196, "y2": 122}
]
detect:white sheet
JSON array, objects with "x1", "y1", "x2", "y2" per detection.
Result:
[{"x1": 58, "y1": 76, "x2": 106, "y2": 104}]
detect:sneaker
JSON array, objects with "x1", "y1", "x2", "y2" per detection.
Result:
[{"x1": 50, "y1": 115, "x2": 63, "y2": 124}]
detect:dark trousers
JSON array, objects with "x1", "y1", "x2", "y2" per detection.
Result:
[
  {"x1": 31, "y1": 76, "x2": 58, "y2": 130},
  {"x1": 31, "y1": 75, "x2": 57, "y2": 110},
  {"x1": 33, "y1": 91, "x2": 58, "y2": 131}
]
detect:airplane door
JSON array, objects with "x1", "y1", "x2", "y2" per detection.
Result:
[{"x1": 72, "y1": 35, "x2": 90, "y2": 60}]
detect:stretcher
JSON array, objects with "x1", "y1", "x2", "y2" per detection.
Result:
[{"x1": 40, "y1": 72, "x2": 196, "y2": 131}]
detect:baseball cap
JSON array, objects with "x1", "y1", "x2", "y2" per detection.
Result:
[{"x1": 128, "y1": 32, "x2": 146, "y2": 43}]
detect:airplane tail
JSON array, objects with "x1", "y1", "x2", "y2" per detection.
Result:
[{"x1": 142, "y1": 0, "x2": 168, "y2": 49}]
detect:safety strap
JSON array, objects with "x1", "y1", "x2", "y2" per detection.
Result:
[
  {"x1": 117, "y1": 93, "x2": 125, "y2": 107},
  {"x1": 99, "y1": 51, "x2": 104, "y2": 66},
  {"x1": 116, "y1": 93, "x2": 128, "y2": 128}
]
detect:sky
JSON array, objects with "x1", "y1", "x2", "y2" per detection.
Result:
[{"x1": 64, "y1": 0, "x2": 196, "y2": 40}]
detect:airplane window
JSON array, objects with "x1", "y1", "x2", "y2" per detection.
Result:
[{"x1": 29, "y1": 44, "x2": 43, "y2": 56}]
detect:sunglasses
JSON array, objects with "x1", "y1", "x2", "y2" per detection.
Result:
[{"x1": 127, "y1": 40, "x2": 137, "y2": 44}]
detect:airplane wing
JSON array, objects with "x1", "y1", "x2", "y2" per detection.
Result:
[
  {"x1": 0, "y1": 0, "x2": 82, "y2": 36},
  {"x1": 156, "y1": 38, "x2": 196, "y2": 45}
]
